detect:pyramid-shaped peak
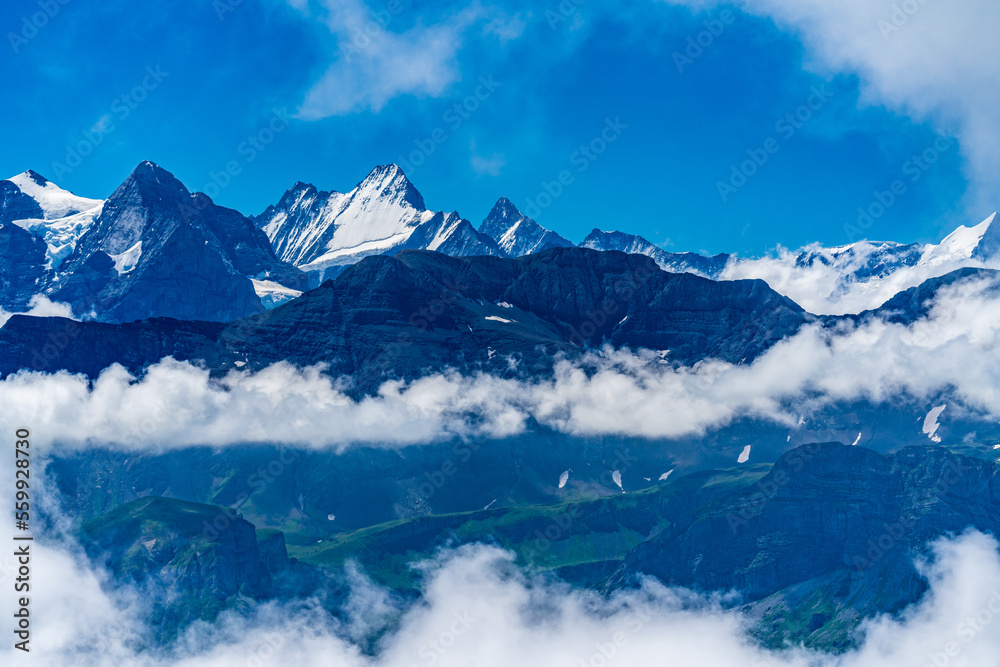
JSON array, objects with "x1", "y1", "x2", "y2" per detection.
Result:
[
  {"x1": 125, "y1": 160, "x2": 188, "y2": 191},
  {"x1": 274, "y1": 181, "x2": 322, "y2": 210},
  {"x1": 971, "y1": 211, "x2": 1000, "y2": 260},
  {"x1": 488, "y1": 196, "x2": 524, "y2": 221},
  {"x1": 130, "y1": 160, "x2": 175, "y2": 179},
  {"x1": 355, "y1": 163, "x2": 425, "y2": 210}
]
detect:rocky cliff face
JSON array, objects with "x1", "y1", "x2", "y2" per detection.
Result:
[
  {"x1": 610, "y1": 443, "x2": 1000, "y2": 647},
  {"x1": 79, "y1": 496, "x2": 333, "y2": 641},
  {"x1": 50, "y1": 161, "x2": 306, "y2": 322},
  {"x1": 0, "y1": 247, "x2": 808, "y2": 388},
  {"x1": 0, "y1": 178, "x2": 44, "y2": 223},
  {"x1": 0, "y1": 219, "x2": 48, "y2": 309},
  {"x1": 255, "y1": 164, "x2": 502, "y2": 282},
  {"x1": 580, "y1": 228, "x2": 731, "y2": 277},
  {"x1": 478, "y1": 197, "x2": 574, "y2": 256}
]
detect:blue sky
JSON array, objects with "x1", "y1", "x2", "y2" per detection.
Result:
[{"x1": 0, "y1": 0, "x2": 979, "y2": 255}]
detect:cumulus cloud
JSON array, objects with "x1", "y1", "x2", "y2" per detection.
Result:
[
  {"x1": 2, "y1": 272, "x2": 1000, "y2": 451},
  {"x1": 4, "y1": 530, "x2": 1000, "y2": 665},
  {"x1": 718, "y1": 214, "x2": 1000, "y2": 314},
  {"x1": 660, "y1": 0, "x2": 1000, "y2": 213},
  {"x1": 291, "y1": 0, "x2": 519, "y2": 118},
  {"x1": 0, "y1": 295, "x2": 75, "y2": 328}
]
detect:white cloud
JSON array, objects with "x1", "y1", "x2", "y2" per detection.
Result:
[
  {"x1": 4, "y1": 530, "x2": 1000, "y2": 665},
  {"x1": 3, "y1": 272, "x2": 1000, "y2": 450},
  {"x1": 0, "y1": 295, "x2": 76, "y2": 328},
  {"x1": 660, "y1": 0, "x2": 1000, "y2": 214},
  {"x1": 717, "y1": 231, "x2": 1000, "y2": 316},
  {"x1": 292, "y1": 1, "x2": 519, "y2": 118},
  {"x1": 470, "y1": 139, "x2": 505, "y2": 175}
]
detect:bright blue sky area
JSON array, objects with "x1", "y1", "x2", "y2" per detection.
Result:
[{"x1": 0, "y1": 0, "x2": 970, "y2": 254}]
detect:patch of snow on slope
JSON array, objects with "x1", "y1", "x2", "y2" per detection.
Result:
[
  {"x1": 923, "y1": 404, "x2": 947, "y2": 443},
  {"x1": 738, "y1": 445, "x2": 751, "y2": 463},
  {"x1": 558, "y1": 470, "x2": 569, "y2": 489},
  {"x1": 252, "y1": 279, "x2": 303, "y2": 309},
  {"x1": 485, "y1": 315, "x2": 514, "y2": 323},
  {"x1": 14, "y1": 204, "x2": 104, "y2": 270},
  {"x1": 109, "y1": 240, "x2": 143, "y2": 275}
]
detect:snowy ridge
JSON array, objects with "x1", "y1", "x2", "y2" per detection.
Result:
[
  {"x1": 252, "y1": 279, "x2": 303, "y2": 308},
  {"x1": 5, "y1": 171, "x2": 105, "y2": 270},
  {"x1": 478, "y1": 197, "x2": 572, "y2": 256},
  {"x1": 7, "y1": 170, "x2": 103, "y2": 219},
  {"x1": 257, "y1": 164, "x2": 499, "y2": 281},
  {"x1": 719, "y1": 212, "x2": 1000, "y2": 315}
]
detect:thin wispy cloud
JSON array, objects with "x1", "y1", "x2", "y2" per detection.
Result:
[
  {"x1": 291, "y1": 0, "x2": 520, "y2": 118},
  {"x1": 661, "y1": 0, "x2": 1000, "y2": 218}
]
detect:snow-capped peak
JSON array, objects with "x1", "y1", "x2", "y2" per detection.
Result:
[
  {"x1": 4, "y1": 171, "x2": 105, "y2": 270},
  {"x1": 7, "y1": 170, "x2": 103, "y2": 219},
  {"x1": 257, "y1": 165, "x2": 498, "y2": 280},
  {"x1": 922, "y1": 213, "x2": 995, "y2": 266},
  {"x1": 479, "y1": 197, "x2": 573, "y2": 256},
  {"x1": 354, "y1": 164, "x2": 425, "y2": 211}
]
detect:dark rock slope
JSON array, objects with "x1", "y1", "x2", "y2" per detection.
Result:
[
  {"x1": 51, "y1": 161, "x2": 307, "y2": 322},
  {"x1": 0, "y1": 247, "x2": 808, "y2": 389}
]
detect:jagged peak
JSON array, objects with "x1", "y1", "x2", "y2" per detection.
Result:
[
  {"x1": 487, "y1": 196, "x2": 523, "y2": 221},
  {"x1": 129, "y1": 160, "x2": 175, "y2": 180},
  {"x1": 119, "y1": 160, "x2": 189, "y2": 200},
  {"x1": 276, "y1": 181, "x2": 321, "y2": 208},
  {"x1": 355, "y1": 164, "x2": 425, "y2": 210}
]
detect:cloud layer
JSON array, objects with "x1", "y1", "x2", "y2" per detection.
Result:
[
  {"x1": 4, "y1": 530, "x2": 1000, "y2": 666},
  {"x1": 1, "y1": 272, "x2": 999, "y2": 451}
]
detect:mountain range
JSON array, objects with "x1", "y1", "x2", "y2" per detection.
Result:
[
  {"x1": 6, "y1": 160, "x2": 1000, "y2": 655},
  {"x1": 4, "y1": 160, "x2": 999, "y2": 323}
]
